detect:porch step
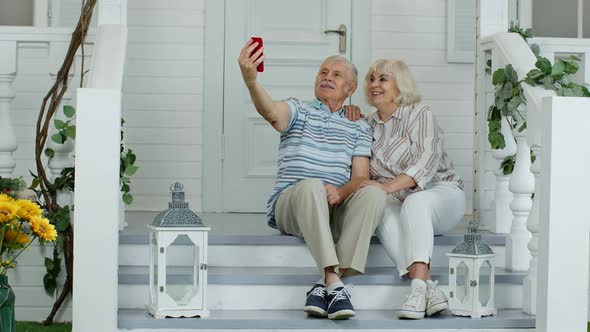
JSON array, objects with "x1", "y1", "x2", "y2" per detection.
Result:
[
  {"x1": 119, "y1": 233, "x2": 507, "y2": 268},
  {"x1": 117, "y1": 308, "x2": 535, "y2": 331},
  {"x1": 117, "y1": 266, "x2": 526, "y2": 310}
]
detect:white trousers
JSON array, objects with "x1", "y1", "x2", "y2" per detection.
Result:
[{"x1": 375, "y1": 182, "x2": 465, "y2": 277}]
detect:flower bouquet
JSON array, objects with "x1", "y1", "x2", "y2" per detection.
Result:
[{"x1": 0, "y1": 191, "x2": 57, "y2": 331}]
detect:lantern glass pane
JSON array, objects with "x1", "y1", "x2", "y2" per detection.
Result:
[
  {"x1": 456, "y1": 261, "x2": 469, "y2": 303},
  {"x1": 165, "y1": 234, "x2": 197, "y2": 305},
  {"x1": 478, "y1": 260, "x2": 492, "y2": 306}
]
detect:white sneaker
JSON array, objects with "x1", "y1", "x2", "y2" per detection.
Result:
[
  {"x1": 398, "y1": 286, "x2": 426, "y2": 319},
  {"x1": 426, "y1": 280, "x2": 449, "y2": 316}
]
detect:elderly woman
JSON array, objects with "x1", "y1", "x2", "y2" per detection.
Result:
[{"x1": 348, "y1": 59, "x2": 465, "y2": 319}]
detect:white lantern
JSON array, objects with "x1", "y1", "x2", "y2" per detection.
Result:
[
  {"x1": 446, "y1": 222, "x2": 496, "y2": 318},
  {"x1": 148, "y1": 183, "x2": 210, "y2": 318}
]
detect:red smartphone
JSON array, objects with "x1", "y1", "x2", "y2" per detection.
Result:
[{"x1": 250, "y1": 36, "x2": 264, "y2": 72}]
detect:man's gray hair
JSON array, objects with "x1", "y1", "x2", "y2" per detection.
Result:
[{"x1": 322, "y1": 55, "x2": 358, "y2": 83}]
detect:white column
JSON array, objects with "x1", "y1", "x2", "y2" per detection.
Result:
[
  {"x1": 0, "y1": 41, "x2": 18, "y2": 178},
  {"x1": 478, "y1": 0, "x2": 509, "y2": 38},
  {"x1": 506, "y1": 113, "x2": 534, "y2": 271},
  {"x1": 34, "y1": 0, "x2": 49, "y2": 27},
  {"x1": 97, "y1": 0, "x2": 127, "y2": 26},
  {"x1": 536, "y1": 96, "x2": 590, "y2": 332},
  {"x1": 517, "y1": 0, "x2": 533, "y2": 30},
  {"x1": 48, "y1": 42, "x2": 75, "y2": 208},
  {"x1": 490, "y1": 117, "x2": 517, "y2": 233}
]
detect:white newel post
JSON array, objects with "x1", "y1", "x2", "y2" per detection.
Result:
[
  {"x1": 506, "y1": 113, "x2": 533, "y2": 271},
  {"x1": 48, "y1": 42, "x2": 75, "y2": 208},
  {"x1": 491, "y1": 117, "x2": 516, "y2": 233},
  {"x1": 73, "y1": 24, "x2": 127, "y2": 332},
  {"x1": 73, "y1": 89, "x2": 121, "y2": 332},
  {"x1": 537, "y1": 96, "x2": 590, "y2": 332},
  {"x1": 0, "y1": 41, "x2": 18, "y2": 178}
]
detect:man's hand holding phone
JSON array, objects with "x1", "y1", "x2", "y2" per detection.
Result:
[{"x1": 238, "y1": 37, "x2": 265, "y2": 84}]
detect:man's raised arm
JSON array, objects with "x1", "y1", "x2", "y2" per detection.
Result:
[{"x1": 238, "y1": 39, "x2": 291, "y2": 132}]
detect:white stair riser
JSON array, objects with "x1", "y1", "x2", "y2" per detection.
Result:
[
  {"x1": 118, "y1": 284, "x2": 522, "y2": 310},
  {"x1": 119, "y1": 245, "x2": 506, "y2": 269}
]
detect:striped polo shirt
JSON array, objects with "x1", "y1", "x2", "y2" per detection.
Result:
[{"x1": 267, "y1": 98, "x2": 373, "y2": 228}]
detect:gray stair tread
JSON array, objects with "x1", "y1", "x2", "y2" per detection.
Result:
[
  {"x1": 120, "y1": 232, "x2": 506, "y2": 246},
  {"x1": 118, "y1": 308, "x2": 534, "y2": 330},
  {"x1": 123, "y1": 212, "x2": 504, "y2": 246},
  {"x1": 119, "y1": 266, "x2": 526, "y2": 285}
]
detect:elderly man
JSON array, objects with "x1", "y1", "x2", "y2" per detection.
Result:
[{"x1": 238, "y1": 40, "x2": 386, "y2": 320}]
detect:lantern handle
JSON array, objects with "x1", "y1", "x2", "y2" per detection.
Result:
[{"x1": 170, "y1": 182, "x2": 184, "y2": 192}]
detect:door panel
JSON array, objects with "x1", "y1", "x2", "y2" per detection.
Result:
[{"x1": 223, "y1": 0, "x2": 351, "y2": 211}]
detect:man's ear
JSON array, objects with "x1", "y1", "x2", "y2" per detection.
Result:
[{"x1": 346, "y1": 82, "x2": 358, "y2": 97}]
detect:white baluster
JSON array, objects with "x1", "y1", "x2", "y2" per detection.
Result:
[
  {"x1": 506, "y1": 113, "x2": 534, "y2": 271},
  {"x1": 522, "y1": 143, "x2": 540, "y2": 314},
  {"x1": 48, "y1": 42, "x2": 75, "y2": 208},
  {"x1": 0, "y1": 41, "x2": 17, "y2": 178},
  {"x1": 491, "y1": 117, "x2": 517, "y2": 233}
]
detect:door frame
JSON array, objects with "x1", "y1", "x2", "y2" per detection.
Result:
[{"x1": 203, "y1": 0, "x2": 372, "y2": 212}]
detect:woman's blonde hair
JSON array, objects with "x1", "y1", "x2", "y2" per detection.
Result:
[{"x1": 364, "y1": 59, "x2": 421, "y2": 106}]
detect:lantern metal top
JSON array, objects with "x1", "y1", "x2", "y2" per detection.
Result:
[
  {"x1": 152, "y1": 182, "x2": 206, "y2": 227},
  {"x1": 450, "y1": 221, "x2": 494, "y2": 256}
]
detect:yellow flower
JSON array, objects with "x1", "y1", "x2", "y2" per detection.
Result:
[
  {"x1": 30, "y1": 216, "x2": 57, "y2": 241},
  {"x1": 0, "y1": 194, "x2": 12, "y2": 203},
  {"x1": 15, "y1": 199, "x2": 43, "y2": 221},
  {"x1": 4, "y1": 229, "x2": 31, "y2": 246},
  {"x1": 0, "y1": 201, "x2": 17, "y2": 223}
]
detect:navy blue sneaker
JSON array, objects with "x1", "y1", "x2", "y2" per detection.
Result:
[
  {"x1": 304, "y1": 284, "x2": 328, "y2": 317},
  {"x1": 327, "y1": 285, "x2": 355, "y2": 320}
]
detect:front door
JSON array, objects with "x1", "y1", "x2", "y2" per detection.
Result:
[{"x1": 222, "y1": 0, "x2": 353, "y2": 212}]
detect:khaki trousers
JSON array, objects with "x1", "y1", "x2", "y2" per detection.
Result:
[{"x1": 275, "y1": 179, "x2": 386, "y2": 275}]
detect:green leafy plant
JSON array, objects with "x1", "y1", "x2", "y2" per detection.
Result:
[
  {"x1": 32, "y1": 105, "x2": 139, "y2": 304},
  {"x1": 487, "y1": 24, "x2": 589, "y2": 175},
  {"x1": 0, "y1": 177, "x2": 26, "y2": 196},
  {"x1": 120, "y1": 119, "x2": 139, "y2": 204}
]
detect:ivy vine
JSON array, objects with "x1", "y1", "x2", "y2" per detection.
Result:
[
  {"x1": 487, "y1": 24, "x2": 590, "y2": 175},
  {"x1": 30, "y1": 105, "x2": 138, "y2": 305}
]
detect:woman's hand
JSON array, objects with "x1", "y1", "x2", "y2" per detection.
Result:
[
  {"x1": 357, "y1": 180, "x2": 389, "y2": 193},
  {"x1": 344, "y1": 105, "x2": 364, "y2": 122}
]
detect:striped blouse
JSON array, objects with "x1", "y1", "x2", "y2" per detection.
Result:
[{"x1": 367, "y1": 103, "x2": 463, "y2": 202}]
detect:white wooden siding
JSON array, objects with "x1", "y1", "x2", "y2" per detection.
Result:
[{"x1": 123, "y1": 0, "x2": 205, "y2": 211}]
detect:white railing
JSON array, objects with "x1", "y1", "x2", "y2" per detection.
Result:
[
  {"x1": 0, "y1": 27, "x2": 94, "y2": 179},
  {"x1": 480, "y1": 32, "x2": 590, "y2": 332},
  {"x1": 72, "y1": 24, "x2": 127, "y2": 332},
  {"x1": 531, "y1": 37, "x2": 590, "y2": 88}
]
